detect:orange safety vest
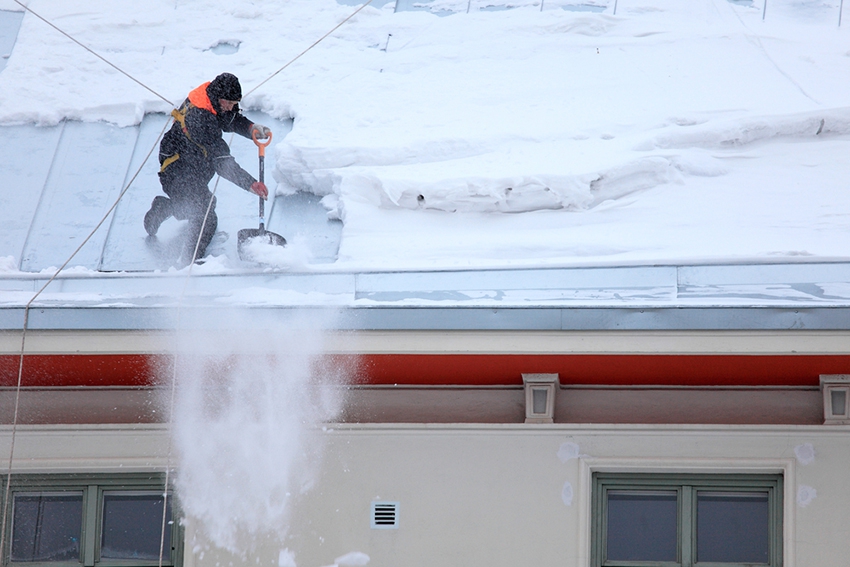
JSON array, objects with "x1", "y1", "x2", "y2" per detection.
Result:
[
  {"x1": 187, "y1": 82, "x2": 217, "y2": 115},
  {"x1": 161, "y1": 82, "x2": 216, "y2": 172}
]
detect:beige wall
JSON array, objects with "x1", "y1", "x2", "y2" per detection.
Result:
[{"x1": 1, "y1": 423, "x2": 848, "y2": 567}]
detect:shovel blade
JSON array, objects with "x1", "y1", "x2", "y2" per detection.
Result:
[{"x1": 237, "y1": 228, "x2": 287, "y2": 261}]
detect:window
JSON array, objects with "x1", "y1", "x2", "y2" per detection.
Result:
[
  {"x1": 2, "y1": 474, "x2": 181, "y2": 567},
  {"x1": 592, "y1": 473, "x2": 782, "y2": 567}
]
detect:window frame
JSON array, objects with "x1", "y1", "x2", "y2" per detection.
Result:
[
  {"x1": 591, "y1": 472, "x2": 783, "y2": 567},
  {"x1": 2, "y1": 474, "x2": 182, "y2": 567}
]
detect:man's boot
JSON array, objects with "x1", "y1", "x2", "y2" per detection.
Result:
[{"x1": 144, "y1": 196, "x2": 172, "y2": 236}]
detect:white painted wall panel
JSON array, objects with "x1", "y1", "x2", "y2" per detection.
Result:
[{"x1": 1, "y1": 424, "x2": 848, "y2": 567}]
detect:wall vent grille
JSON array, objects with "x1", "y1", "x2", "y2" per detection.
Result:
[{"x1": 371, "y1": 501, "x2": 399, "y2": 529}]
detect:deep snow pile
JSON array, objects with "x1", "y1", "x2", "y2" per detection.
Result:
[{"x1": 0, "y1": 0, "x2": 848, "y2": 269}]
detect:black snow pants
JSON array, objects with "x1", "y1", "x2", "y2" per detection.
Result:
[{"x1": 159, "y1": 173, "x2": 218, "y2": 261}]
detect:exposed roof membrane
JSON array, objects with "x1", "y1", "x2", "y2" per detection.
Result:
[
  {"x1": 0, "y1": 9, "x2": 23, "y2": 73},
  {"x1": 0, "y1": 112, "x2": 343, "y2": 272}
]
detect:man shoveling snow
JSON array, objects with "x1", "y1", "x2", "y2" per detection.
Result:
[{"x1": 143, "y1": 73, "x2": 271, "y2": 264}]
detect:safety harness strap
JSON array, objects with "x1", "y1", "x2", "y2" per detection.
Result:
[
  {"x1": 161, "y1": 103, "x2": 209, "y2": 173},
  {"x1": 159, "y1": 152, "x2": 180, "y2": 173}
]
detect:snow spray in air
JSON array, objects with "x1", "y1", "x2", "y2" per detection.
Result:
[{"x1": 166, "y1": 308, "x2": 349, "y2": 554}]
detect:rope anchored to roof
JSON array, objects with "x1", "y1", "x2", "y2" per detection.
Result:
[
  {"x1": 12, "y1": 0, "x2": 175, "y2": 106},
  {"x1": 3, "y1": 1, "x2": 378, "y2": 564}
]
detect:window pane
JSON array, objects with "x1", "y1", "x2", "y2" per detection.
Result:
[
  {"x1": 532, "y1": 388, "x2": 547, "y2": 414},
  {"x1": 606, "y1": 490, "x2": 678, "y2": 562},
  {"x1": 832, "y1": 389, "x2": 847, "y2": 416},
  {"x1": 101, "y1": 492, "x2": 172, "y2": 561},
  {"x1": 697, "y1": 491, "x2": 769, "y2": 563},
  {"x1": 11, "y1": 492, "x2": 83, "y2": 562}
]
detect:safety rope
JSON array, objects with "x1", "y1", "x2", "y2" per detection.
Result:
[
  {"x1": 1, "y1": 2, "x2": 187, "y2": 557},
  {"x1": 154, "y1": 0, "x2": 385, "y2": 549},
  {"x1": 156, "y1": 146, "x2": 225, "y2": 567},
  {"x1": 245, "y1": 0, "x2": 375, "y2": 97},
  {"x1": 150, "y1": 1, "x2": 382, "y2": 552},
  {"x1": 0, "y1": 116, "x2": 172, "y2": 558},
  {"x1": 1, "y1": 2, "x2": 175, "y2": 555},
  {"x1": 12, "y1": 0, "x2": 174, "y2": 106},
  {"x1": 3, "y1": 0, "x2": 377, "y2": 561}
]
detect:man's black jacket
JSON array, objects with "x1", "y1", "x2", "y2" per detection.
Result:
[{"x1": 159, "y1": 82, "x2": 256, "y2": 190}]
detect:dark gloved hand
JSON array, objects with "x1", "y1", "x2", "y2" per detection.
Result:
[
  {"x1": 250, "y1": 181, "x2": 268, "y2": 199},
  {"x1": 251, "y1": 124, "x2": 271, "y2": 139}
]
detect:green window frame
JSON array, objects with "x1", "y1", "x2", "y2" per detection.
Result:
[
  {"x1": 1, "y1": 474, "x2": 182, "y2": 567},
  {"x1": 592, "y1": 472, "x2": 783, "y2": 567}
]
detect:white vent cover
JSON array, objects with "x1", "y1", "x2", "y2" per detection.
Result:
[{"x1": 370, "y1": 501, "x2": 399, "y2": 529}]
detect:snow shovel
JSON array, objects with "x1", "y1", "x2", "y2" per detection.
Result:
[{"x1": 237, "y1": 130, "x2": 286, "y2": 261}]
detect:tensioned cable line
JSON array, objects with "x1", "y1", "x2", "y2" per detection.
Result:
[
  {"x1": 155, "y1": 148, "x2": 227, "y2": 567},
  {"x1": 153, "y1": 1, "x2": 379, "y2": 553},
  {"x1": 713, "y1": 0, "x2": 820, "y2": 105},
  {"x1": 244, "y1": 0, "x2": 374, "y2": 98},
  {"x1": 0, "y1": 115, "x2": 172, "y2": 558},
  {"x1": 155, "y1": 0, "x2": 378, "y2": 552},
  {"x1": 2, "y1": 0, "x2": 377, "y2": 562},
  {"x1": 12, "y1": 0, "x2": 174, "y2": 106},
  {"x1": 156, "y1": 0, "x2": 380, "y2": 559},
  {"x1": 0, "y1": 2, "x2": 178, "y2": 557}
]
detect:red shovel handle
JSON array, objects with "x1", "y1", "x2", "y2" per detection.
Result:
[{"x1": 252, "y1": 129, "x2": 272, "y2": 157}]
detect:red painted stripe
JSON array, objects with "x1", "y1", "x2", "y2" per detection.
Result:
[
  {"x1": 0, "y1": 355, "x2": 166, "y2": 387},
  {"x1": 350, "y1": 354, "x2": 850, "y2": 386},
  {"x1": 1, "y1": 353, "x2": 848, "y2": 387}
]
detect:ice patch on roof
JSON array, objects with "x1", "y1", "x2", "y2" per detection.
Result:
[{"x1": 207, "y1": 39, "x2": 241, "y2": 55}]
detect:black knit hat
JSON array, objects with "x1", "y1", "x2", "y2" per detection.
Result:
[{"x1": 207, "y1": 73, "x2": 242, "y2": 101}]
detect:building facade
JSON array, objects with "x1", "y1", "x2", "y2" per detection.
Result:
[{"x1": 1, "y1": 263, "x2": 849, "y2": 567}]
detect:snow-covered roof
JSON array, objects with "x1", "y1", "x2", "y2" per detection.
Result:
[{"x1": 0, "y1": 0, "x2": 849, "y2": 327}]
